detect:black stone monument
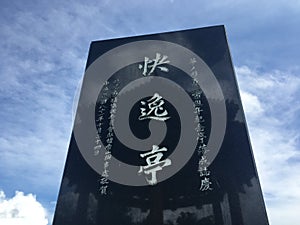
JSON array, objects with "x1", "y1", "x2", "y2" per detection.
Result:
[{"x1": 53, "y1": 25, "x2": 269, "y2": 225}]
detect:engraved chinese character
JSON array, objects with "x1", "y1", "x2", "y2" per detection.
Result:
[
  {"x1": 95, "y1": 136, "x2": 101, "y2": 145},
  {"x1": 102, "y1": 169, "x2": 109, "y2": 178},
  {"x1": 112, "y1": 90, "x2": 118, "y2": 97},
  {"x1": 192, "y1": 90, "x2": 202, "y2": 99},
  {"x1": 200, "y1": 177, "x2": 212, "y2": 191},
  {"x1": 139, "y1": 93, "x2": 170, "y2": 121},
  {"x1": 100, "y1": 177, "x2": 109, "y2": 185},
  {"x1": 139, "y1": 53, "x2": 170, "y2": 76},
  {"x1": 197, "y1": 145, "x2": 208, "y2": 155},
  {"x1": 93, "y1": 145, "x2": 101, "y2": 156},
  {"x1": 138, "y1": 145, "x2": 171, "y2": 185},
  {"x1": 194, "y1": 107, "x2": 203, "y2": 114},
  {"x1": 104, "y1": 151, "x2": 112, "y2": 161},
  {"x1": 199, "y1": 155, "x2": 208, "y2": 166},
  {"x1": 101, "y1": 98, "x2": 108, "y2": 104},
  {"x1": 100, "y1": 185, "x2": 108, "y2": 195},
  {"x1": 104, "y1": 161, "x2": 109, "y2": 169},
  {"x1": 105, "y1": 144, "x2": 112, "y2": 151},
  {"x1": 96, "y1": 115, "x2": 104, "y2": 123},
  {"x1": 109, "y1": 113, "x2": 116, "y2": 121},
  {"x1": 106, "y1": 137, "x2": 113, "y2": 144},
  {"x1": 192, "y1": 78, "x2": 199, "y2": 86},
  {"x1": 191, "y1": 70, "x2": 198, "y2": 77},
  {"x1": 195, "y1": 123, "x2": 204, "y2": 133},
  {"x1": 198, "y1": 167, "x2": 211, "y2": 177},
  {"x1": 107, "y1": 132, "x2": 113, "y2": 138},
  {"x1": 190, "y1": 58, "x2": 197, "y2": 65},
  {"x1": 110, "y1": 108, "x2": 117, "y2": 114},
  {"x1": 98, "y1": 107, "x2": 105, "y2": 114},
  {"x1": 194, "y1": 100, "x2": 202, "y2": 106},
  {"x1": 113, "y1": 79, "x2": 120, "y2": 86},
  {"x1": 107, "y1": 126, "x2": 113, "y2": 133},
  {"x1": 111, "y1": 100, "x2": 117, "y2": 107}
]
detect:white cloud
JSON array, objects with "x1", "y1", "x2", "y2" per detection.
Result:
[
  {"x1": 236, "y1": 66, "x2": 300, "y2": 225},
  {"x1": 0, "y1": 2, "x2": 88, "y2": 196},
  {"x1": 240, "y1": 91, "x2": 264, "y2": 117},
  {"x1": 0, "y1": 190, "x2": 48, "y2": 225}
]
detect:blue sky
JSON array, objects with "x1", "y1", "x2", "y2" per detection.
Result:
[{"x1": 0, "y1": 0, "x2": 299, "y2": 224}]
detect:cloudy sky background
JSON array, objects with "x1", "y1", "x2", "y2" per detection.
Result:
[{"x1": 0, "y1": 0, "x2": 299, "y2": 224}]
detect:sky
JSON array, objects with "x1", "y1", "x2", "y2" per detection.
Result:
[{"x1": 0, "y1": 0, "x2": 299, "y2": 224}]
